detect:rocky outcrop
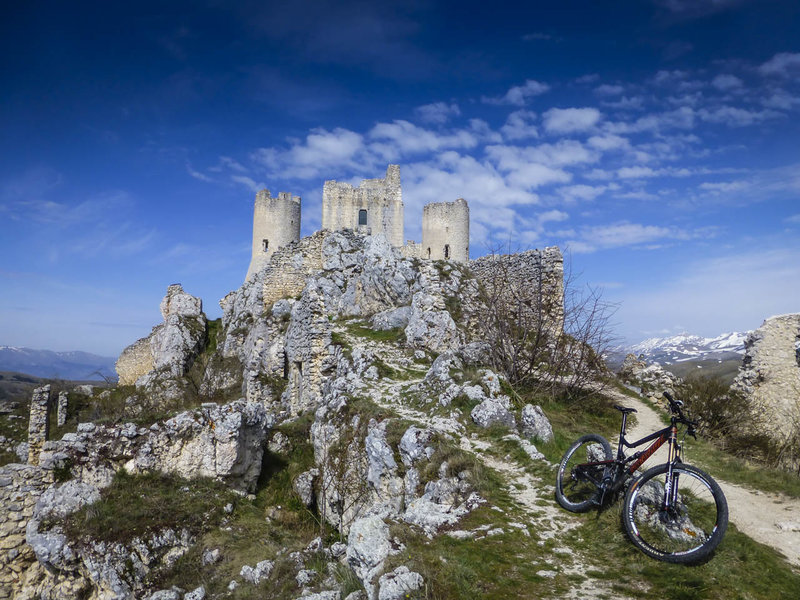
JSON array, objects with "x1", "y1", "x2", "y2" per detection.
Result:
[
  {"x1": 116, "y1": 285, "x2": 208, "y2": 402},
  {"x1": 732, "y1": 314, "x2": 800, "y2": 440},
  {"x1": 618, "y1": 353, "x2": 681, "y2": 394}
]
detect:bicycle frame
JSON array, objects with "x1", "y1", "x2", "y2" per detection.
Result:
[{"x1": 575, "y1": 410, "x2": 682, "y2": 506}]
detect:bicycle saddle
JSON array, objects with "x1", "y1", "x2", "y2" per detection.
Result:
[{"x1": 613, "y1": 404, "x2": 637, "y2": 414}]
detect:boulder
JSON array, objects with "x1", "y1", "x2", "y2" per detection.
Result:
[{"x1": 521, "y1": 404, "x2": 553, "y2": 443}]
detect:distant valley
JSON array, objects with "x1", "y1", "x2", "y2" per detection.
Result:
[
  {"x1": 613, "y1": 331, "x2": 749, "y2": 383},
  {"x1": 0, "y1": 346, "x2": 117, "y2": 381}
]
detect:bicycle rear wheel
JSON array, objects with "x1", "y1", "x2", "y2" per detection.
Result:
[
  {"x1": 555, "y1": 434, "x2": 613, "y2": 512},
  {"x1": 622, "y1": 463, "x2": 728, "y2": 563}
]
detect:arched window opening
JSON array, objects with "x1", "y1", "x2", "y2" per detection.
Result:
[
  {"x1": 426, "y1": 247, "x2": 431, "y2": 259},
  {"x1": 262, "y1": 239, "x2": 269, "y2": 252},
  {"x1": 444, "y1": 244, "x2": 450, "y2": 259},
  {"x1": 358, "y1": 209, "x2": 368, "y2": 226}
]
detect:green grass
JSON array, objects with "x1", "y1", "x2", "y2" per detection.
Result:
[
  {"x1": 563, "y1": 506, "x2": 800, "y2": 600},
  {"x1": 62, "y1": 470, "x2": 237, "y2": 544}
]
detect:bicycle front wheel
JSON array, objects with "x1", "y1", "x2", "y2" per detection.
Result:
[
  {"x1": 555, "y1": 434, "x2": 613, "y2": 512},
  {"x1": 622, "y1": 463, "x2": 728, "y2": 563}
]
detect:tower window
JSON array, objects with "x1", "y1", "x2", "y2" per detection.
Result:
[
  {"x1": 444, "y1": 244, "x2": 450, "y2": 259},
  {"x1": 358, "y1": 209, "x2": 367, "y2": 226},
  {"x1": 427, "y1": 247, "x2": 431, "y2": 259},
  {"x1": 262, "y1": 239, "x2": 269, "y2": 252}
]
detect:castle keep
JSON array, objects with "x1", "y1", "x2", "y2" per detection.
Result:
[{"x1": 246, "y1": 164, "x2": 470, "y2": 281}]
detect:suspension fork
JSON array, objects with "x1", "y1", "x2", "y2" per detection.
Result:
[{"x1": 662, "y1": 425, "x2": 680, "y2": 510}]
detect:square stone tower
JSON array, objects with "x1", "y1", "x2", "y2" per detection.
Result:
[{"x1": 321, "y1": 165, "x2": 404, "y2": 247}]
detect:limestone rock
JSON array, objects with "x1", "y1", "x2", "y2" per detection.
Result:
[
  {"x1": 294, "y1": 468, "x2": 319, "y2": 507},
  {"x1": 521, "y1": 404, "x2": 553, "y2": 443},
  {"x1": 732, "y1": 314, "x2": 800, "y2": 442},
  {"x1": 405, "y1": 292, "x2": 460, "y2": 354},
  {"x1": 116, "y1": 284, "x2": 208, "y2": 395},
  {"x1": 346, "y1": 516, "x2": 392, "y2": 599},
  {"x1": 471, "y1": 397, "x2": 516, "y2": 430},
  {"x1": 240, "y1": 559, "x2": 274, "y2": 584},
  {"x1": 370, "y1": 306, "x2": 412, "y2": 331},
  {"x1": 398, "y1": 426, "x2": 433, "y2": 467},
  {"x1": 378, "y1": 566, "x2": 424, "y2": 600}
]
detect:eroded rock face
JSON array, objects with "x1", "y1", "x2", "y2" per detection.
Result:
[
  {"x1": 116, "y1": 284, "x2": 208, "y2": 395},
  {"x1": 732, "y1": 314, "x2": 800, "y2": 440},
  {"x1": 38, "y1": 400, "x2": 271, "y2": 493}
]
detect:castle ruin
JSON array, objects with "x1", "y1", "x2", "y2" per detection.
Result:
[{"x1": 246, "y1": 164, "x2": 470, "y2": 281}]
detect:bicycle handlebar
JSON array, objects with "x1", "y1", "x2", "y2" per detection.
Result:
[{"x1": 662, "y1": 391, "x2": 698, "y2": 433}]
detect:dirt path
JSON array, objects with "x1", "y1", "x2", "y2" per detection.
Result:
[{"x1": 611, "y1": 389, "x2": 800, "y2": 567}]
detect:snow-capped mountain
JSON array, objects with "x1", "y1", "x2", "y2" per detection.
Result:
[
  {"x1": 628, "y1": 332, "x2": 748, "y2": 364},
  {"x1": 0, "y1": 346, "x2": 117, "y2": 381}
]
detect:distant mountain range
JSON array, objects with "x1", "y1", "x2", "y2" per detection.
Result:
[
  {"x1": 628, "y1": 332, "x2": 748, "y2": 364},
  {"x1": 0, "y1": 346, "x2": 117, "y2": 381}
]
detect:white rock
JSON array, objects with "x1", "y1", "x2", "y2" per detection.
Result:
[{"x1": 377, "y1": 566, "x2": 424, "y2": 600}]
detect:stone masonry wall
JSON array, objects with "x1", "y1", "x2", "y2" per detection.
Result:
[
  {"x1": 322, "y1": 165, "x2": 404, "y2": 248},
  {"x1": 421, "y1": 199, "x2": 469, "y2": 262},
  {"x1": 0, "y1": 463, "x2": 52, "y2": 599},
  {"x1": 262, "y1": 230, "x2": 328, "y2": 308},
  {"x1": 247, "y1": 190, "x2": 302, "y2": 281},
  {"x1": 26, "y1": 386, "x2": 50, "y2": 466},
  {"x1": 115, "y1": 336, "x2": 154, "y2": 386},
  {"x1": 732, "y1": 313, "x2": 800, "y2": 440},
  {"x1": 469, "y1": 246, "x2": 565, "y2": 333}
]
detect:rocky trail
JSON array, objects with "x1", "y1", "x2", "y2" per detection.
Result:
[
  {"x1": 612, "y1": 389, "x2": 800, "y2": 567},
  {"x1": 358, "y1": 337, "x2": 630, "y2": 598}
]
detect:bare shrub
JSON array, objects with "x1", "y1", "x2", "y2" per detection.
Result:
[{"x1": 471, "y1": 245, "x2": 618, "y2": 398}]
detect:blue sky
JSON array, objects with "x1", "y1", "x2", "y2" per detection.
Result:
[{"x1": 1, "y1": 0, "x2": 799, "y2": 356}]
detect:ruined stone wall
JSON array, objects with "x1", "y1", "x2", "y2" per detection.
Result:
[
  {"x1": 401, "y1": 240, "x2": 422, "y2": 259},
  {"x1": 322, "y1": 165, "x2": 404, "y2": 248},
  {"x1": 262, "y1": 231, "x2": 328, "y2": 308},
  {"x1": 0, "y1": 463, "x2": 51, "y2": 599},
  {"x1": 26, "y1": 386, "x2": 50, "y2": 466},
  {"x1": 116, "y1": 335, "x2": 154, "y2": 386},
  {"x1": 247, "y1": 190, "x2": 302, "y2": 281},
  {"x1": 469, "y1": 246, "x2": 565, "y2": 332},
  {"x1": 732, "y1": 313, "x2": 800, "y2": 440},
  {"x1": 422, "y1": 199, "x2": 469, "y2": 262}
]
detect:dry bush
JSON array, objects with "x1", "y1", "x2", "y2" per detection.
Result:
[{"x1": 473, "y1": 246, "x2": 618, "y2": 398}]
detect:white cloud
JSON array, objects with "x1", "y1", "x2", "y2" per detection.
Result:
[
  {"x1": 761, "y1": 90, "x2": 800, "y2": 110},
  {"x1": 543, "y1": 107, "x2": 602, "y2": 134},
  {"x1": 252, "y1": 127, "x2": 366, "y2": 179},
  {"x1": 482, "y1": 79, "x2": 551, "y2": 106},
  {"x1": 697, "y1": 106, "x2": 781, "y2": 127},
  {"x1": 369, "y1": 120, "x2": 477, "y2": 159},
  {"x1": 587, "y1": 134, "x2": 629, "y2": 151},
  {"x1": 566, "y1": 222, "x2": 675, "y2": 253},
  {"x1": 231, "y1": 175, "x2": 265, "y2": 192},
  {"x1": 617, "y1": 166, "x2": 658, "y2": 179},
  {"x1": 605, "y1": 106, "x2": 695, "y2": 133},
  {"x1": 602, "y1": 96, "x2": 646, "y2": 110},
  {"x1": 785, "y1": 214, "x2": 800, "y2": 225},
  {"x1": 711, "y1": 74, "x2": 743, "y2": 90},
  {"x1": 698, "y1": 180, "x2": 748, "y2": 193},
  {"x1": 594, "y1": 84, "x2": 625, "y2": 96},
  {"x1": 414, "y1": 102, "x2": 461, "y2": 124},
  {"x1": 500, "y1": 110, "x2": 539, "y2": 140},
  {"x1": 558, "y1": 184, "x2": 606, "y2": 202},
  {"x1": 186, "y1": 163, "x2": 214, "y2": 182},
  {"x1": 522, "y1": 32, "x2": 556, "y2": 41},
  {"x1": 487, "y1": 140, "x2": 598, "y2": 169},
  {"x1": 758, "y1": 52, "x2": 800, "y2": 77}
]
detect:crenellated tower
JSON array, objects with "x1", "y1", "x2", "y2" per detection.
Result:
[
  {"x1": 322, "y1": 164, "x2": 404, "y2": 247},
  {"x1": 421, "y1": 198, "x2": 470, "y2": 262},
  {"x1": 246, "y1": 189, "x2": 301, "y2": 281}
]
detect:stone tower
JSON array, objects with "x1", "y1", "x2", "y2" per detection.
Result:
[
  {"x1": 246, "y1": 189, "x2": 301, "y2": 281},
  {"x1": 322, "y1": 164, "x2": 404, "y2": 247},
  {"x1": 422, "y1": 198, "x2": 470, "y2": 262}
]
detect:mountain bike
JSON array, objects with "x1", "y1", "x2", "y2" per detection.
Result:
[{"x1": 555, "y1": 391, "x2": 728, "y2": 563}]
